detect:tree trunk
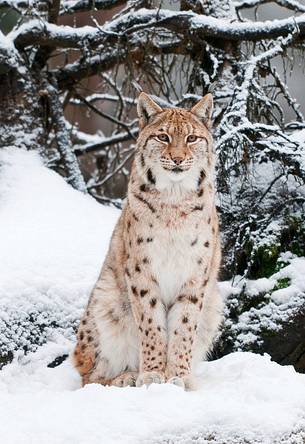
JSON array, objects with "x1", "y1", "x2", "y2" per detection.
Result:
[
  {"x1": 0, "y1": 68, "x2": 47, "y2": 151},
  {"x1": 0, "y1": 65, "x2": 86, "y2": 190}
]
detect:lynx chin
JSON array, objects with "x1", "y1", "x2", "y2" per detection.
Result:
[{"x1": 73, "y1": 92, "x2": 223, "y2": 390}]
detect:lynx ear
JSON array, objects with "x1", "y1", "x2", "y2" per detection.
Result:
[
  {"x1": 137, "y1": 92, "x2": 163, "y2": 128},
  {"x1": 190, "y1": 93, "x2": 213, "y2": 128}
]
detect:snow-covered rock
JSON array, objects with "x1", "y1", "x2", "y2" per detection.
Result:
[{"x1": 219, "y1": 256, "x2": 305, "y2": 354}]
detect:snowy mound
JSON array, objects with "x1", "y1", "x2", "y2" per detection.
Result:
[
  {"x1": 0, "y1": 340, "x2": 305, "y2": 444},
  {"x1": 0, "y1": 148, "x2": 119, "y2": 357}
]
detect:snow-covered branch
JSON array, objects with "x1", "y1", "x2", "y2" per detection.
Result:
[
  {"x1": 12, "y1": 20, "x2": 117, "y2": 50},
  {"x1": 45, "y1": 81, "x2": 87, "y2": 192},
  {"x1": 60, "y1": 0, "x2": 126, "y2": 14},
  {"x1": 235, "y1": 0, "x2": 305, "y2": 13},
  {"x1": 70, "y1": 93, "x2": 136, "y2": 106},
  {"x1": 11, "y1": 8, "x2": 305, "y2": 52},
  {"x1": 0, "y1": 0, "x2": 30, "y2": 10},
  {"x1": 216, "y1": 31, "x2": 305, "y2": 202},
  {"x1": 0, "y1": 0, "x2": 126, "y2": 14},
  {"x1": 0, "y1": 30, "x2": 23, "y2": 72},
  {"x1": 217, "y1": 38, "x2": 288, "y2": 146}
]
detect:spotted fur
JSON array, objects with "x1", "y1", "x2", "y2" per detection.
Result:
[{"x1": 73, "y1": 92, "x2": 223, "y2": 390}]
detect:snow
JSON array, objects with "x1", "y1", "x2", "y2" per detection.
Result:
[
  {"x1": 0, "y1": 339, "x2": 305, "y2": 444},
  {"x1": 223, "y1": 254, "x2": 305, "y2": 352},
  {"x1": 10, "y1": 20, "x2": 99, "y2": 44},
  {"x1": 291, "y1": 128, "x2": 305, "y2": 144},
  {"x1": 0, "y1": 148, "x2": 119, "y2": 355},
  {"x1": 0, "y1": 29, "x2": 24, "y2": 74},
  {"x1": 245, "y1": 277, "x2": 275, "y2": 297},
  {"x1": 272, "y1": 257, "x2": 305, "y2": 304},
  {"x1": 1, "y1": 148, "x2": 305, "y2": 443}
]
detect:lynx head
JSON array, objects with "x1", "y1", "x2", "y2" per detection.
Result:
[{"x1": 135, "y1": 92, "x2": 214, "y2": 191}]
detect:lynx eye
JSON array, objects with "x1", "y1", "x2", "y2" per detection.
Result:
[
  {"x1": 187, "y1": 135, "x2": 197, "y2": 143},
  {"x1": 157, "y1": 134, "x2": 169, "y2": 142}
]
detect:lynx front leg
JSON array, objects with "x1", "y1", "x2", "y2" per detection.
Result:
[
  {"x1": 126, "y1": 271, "x2": 167, "y2": 387},
  {"x1": 166, "y1": 283, "x2": 205, "y2": 390}
]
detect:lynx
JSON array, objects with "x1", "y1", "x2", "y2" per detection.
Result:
[{"x1": 73, "y1": 92, "x2": 223, "y2": 390}]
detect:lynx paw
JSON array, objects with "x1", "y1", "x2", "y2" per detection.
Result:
[
  {"x1": 136, "y1": 371, "x2": 165, "y2": 387},
  {"x1": 111, "y1": 372, "x2": 138, "y2": 387},
  {"x1": 166, "y1": 374, "x2": 198, "y2": 391},
  {"x1": 167, "y1": 376, "x2": 185, "y2": 389},
  {"x1": 181, "y1": 374, "x2": 199, "y2": 391}
]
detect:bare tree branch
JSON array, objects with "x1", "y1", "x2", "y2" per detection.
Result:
[
  {"x1": 270, "y1": 68, "x2": 305, "y2": 122},
  {"x1": 73, "y1": 90, "x2": 137, "y2": 136},
  {"x1": 49, "y1": 0, "x2": 61, "y2": 23},
  {"x1": 56, "y1": 47, "x2": 128, "y2": 88},
  {"x1": 87, "y1": 149, "x2": 134, "y2": 189},
  {"x1": 74, "y1": 128, "x2": 138, "y2": 155},
  {"x1": 55, "y1": 35, "x2": 185, "y2": 88}
]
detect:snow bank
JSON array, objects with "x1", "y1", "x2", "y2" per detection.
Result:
[
  {"x1": 0, "y1": 148, "x2": 119, "y2": 355},
  {"x1": 0, "y1": 339, "x2": 305, "y2": 444}
]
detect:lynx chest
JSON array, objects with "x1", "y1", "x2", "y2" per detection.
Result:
[{"x1": 148, "y1": 220, "x2": 212, "y2": 307}]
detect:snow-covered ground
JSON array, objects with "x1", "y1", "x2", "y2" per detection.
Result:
[
  {"x1": 1, "y1": 340, "x2": 305, "y2": 444},
  {"x1": 1, "y1": 148, "x2": 305, "y2": 444}
]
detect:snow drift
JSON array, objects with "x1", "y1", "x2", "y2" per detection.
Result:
[
  {"x1": 0, "y1": 148, "x2": 119, "y2": 356},
  {"x1": 0, "y1": 339, "x2": 305, "y2": 444}
]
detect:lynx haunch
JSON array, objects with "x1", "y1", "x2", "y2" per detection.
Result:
[{"x1": 73, "y1": 92, "x2": 223, "y2": 390}]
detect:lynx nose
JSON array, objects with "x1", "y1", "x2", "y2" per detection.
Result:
[{"x1": 172, "y1": 157, "x2": 184, "y2": 165}]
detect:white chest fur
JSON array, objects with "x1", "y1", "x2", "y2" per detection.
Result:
[{"x1": 148, "y1": 223, "x2": 205, "y2": 307}]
